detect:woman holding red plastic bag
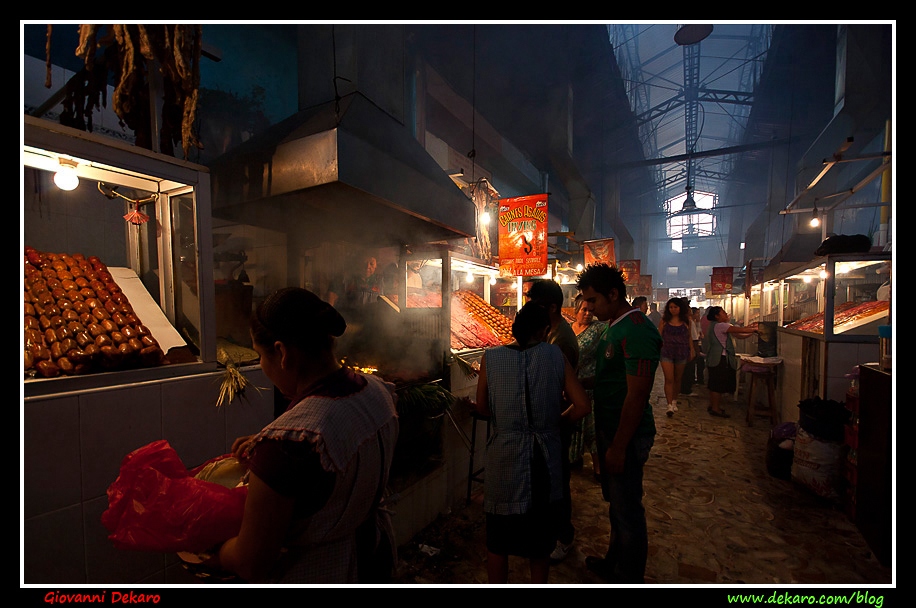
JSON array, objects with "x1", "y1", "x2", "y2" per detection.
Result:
[{"x1": 210, "y1": 287, "x2": 399, "y2": 583}]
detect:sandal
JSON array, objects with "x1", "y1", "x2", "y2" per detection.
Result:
[{"x1": 708, "y1": 408, "x2": 730, "y2": 418}]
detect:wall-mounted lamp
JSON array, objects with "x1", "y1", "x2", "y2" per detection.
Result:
[
  {"x1": 480, "y1": 210, "x2": 491, "y2": 226},
  {"x1": 53, "y1": 158, "x2": 80, "y2": 191}
]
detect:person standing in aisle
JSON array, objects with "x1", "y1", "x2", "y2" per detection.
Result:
[
  {"x1": 524, "y1": 279, "x2": 580, "y2": 563},
  {"x1": 704, "y1": 306, "x2": 758, "y2": 417},
  {"x1": 632, "y1": 296, "x2": 649, "y2": 315},
  {"x1": 658, "y1": 298, "x2": 694, "y2": 417},
  {"x1": 576, "y1": 263, "x2": 662, "y2": 584},
  {"x1": 474, "y1": 302, "x2": 591, "y2": 584},
  {"x1": 680, "y1": 306, "x2": 702, "y2": 396},
  {"x1": 693, "y1": 307, "x2": 706, "y2": 385},
  {"x1": 568, "y1": 295, "x2": 606, "y2": 481},
  {"x1": 647, "y1": 301, "x2": 662, "y2": 327}
]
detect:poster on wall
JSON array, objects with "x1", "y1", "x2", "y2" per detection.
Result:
[
  {"x1": 711, "y1": 267, "x2": 734, "y2": 296},
  {"x1": 498, "y1": 194, "x2": 548, "y2": 277},
  {"x1": 619, "y1": 260, "x2": 640, "y2": 286},
  {"x1": 583, "y1": 238, "x2": 616, "y2": 267}
]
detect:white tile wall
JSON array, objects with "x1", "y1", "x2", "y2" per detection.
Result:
[{"x1": 23, "y1": 367, "x2": 274, "y2": 584}]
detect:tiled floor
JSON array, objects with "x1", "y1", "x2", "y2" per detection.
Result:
[{"x1": 391, "y1": 373, "x2": 893, "y2": 586}]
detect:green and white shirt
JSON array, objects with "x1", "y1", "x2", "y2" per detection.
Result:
[{"x1": 592, "y1": 309, "x2": 662, "y2": 438}]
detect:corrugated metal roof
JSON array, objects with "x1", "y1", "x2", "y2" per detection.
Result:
[{"x1": 608, "y1": 23, "x2": 774, "y2": 206}]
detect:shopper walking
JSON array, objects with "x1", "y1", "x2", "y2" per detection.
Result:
[
  {"x1": 576, "y1": 263, "x2": 662, "y2": 584},
  {"x1": 658, "y1": 298, "x2": 694, "y2": 417},
  {"x1": 474, "y1": 302, "x2": 591, "y2": 584},
  {"x1": 704, "y1": 306, "x2": 758, "y2": 417}
]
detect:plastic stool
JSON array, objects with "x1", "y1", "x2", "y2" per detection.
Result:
[{"x1": 746, "y1": 370, "x2": 779, "y2": 427}]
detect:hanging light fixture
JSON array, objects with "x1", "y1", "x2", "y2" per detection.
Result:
[
  {"x1": 674, "y1": 24, "x2": 714, "y2": 46},
  {"x1": 810, "y1": 204, "x2": 820, "y2": 228},
  {"x1": 682, "y1": 186, "x2": 698, "y2": 212},
  {"x1": 53, "y1": 157, "x2": 80, "y2": 191}
]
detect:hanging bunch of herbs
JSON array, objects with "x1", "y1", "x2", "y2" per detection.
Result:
[{"x1": 395, "y1": 382, "x2": 456, "y2": 419}]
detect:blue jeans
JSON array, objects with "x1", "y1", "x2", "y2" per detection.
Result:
[{"x1": 596, "y1": 431, "x2": 654, "y2": 583}]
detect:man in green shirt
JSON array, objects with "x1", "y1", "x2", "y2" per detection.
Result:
[{"x1": 577, "y1": 263, "x2": 661, "y2": 584}]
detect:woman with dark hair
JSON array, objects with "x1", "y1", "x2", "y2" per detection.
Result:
[
  {"x1": 658, "y1": 297, "x2": 694, "y2": 417},
  {"x1": 569, "y1": 295, "x2": 605, "y2": 479},
  {"x1": 212, "y1": 287, "x2": 399, "y2": 583},
  {"x1": 704, "y1": 306, "x2": 758, "y2": 417},
  {"x1": 474, "y1": 301, "x2": 591, "y2": 584}
]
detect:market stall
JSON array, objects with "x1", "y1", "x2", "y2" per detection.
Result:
[
  {"x1": 22, "y1": 116, "x2": 276, "y2": 585},
  {"x1": 761, "y1": 252, "x2": 891, "y2": 420}
]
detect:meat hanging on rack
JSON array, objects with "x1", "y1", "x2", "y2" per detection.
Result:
[{"x1": 46, "y1": 24, "x2": 204, "y2": 159}]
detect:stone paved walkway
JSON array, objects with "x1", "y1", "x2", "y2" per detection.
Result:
[{"x1": 391, "y1": 373, "x2": 893, "y2": 586}]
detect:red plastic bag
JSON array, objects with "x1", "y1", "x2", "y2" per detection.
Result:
[{"x1": 101, "y1": 440, "x2": 247, "y2": 553}]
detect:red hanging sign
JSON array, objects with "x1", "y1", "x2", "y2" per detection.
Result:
[
  {"x1": 619, "y1": 259, "x2": 641, "y2": 286},
  {"x1": 711, "y1": 267, "x2": 734, "y2": 296},
  {"x1": 583, "y1": 238, "x2": 616, "y2": 267},
  {"x1": 498, "y1": 194, "x2": 548, "y2": 277}
]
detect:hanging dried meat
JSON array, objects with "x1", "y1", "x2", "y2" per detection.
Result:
[
  {"x1": 24, "y1": 246, "x2": 166, "y2": 379},
  {"x1": 46, "y1": 24, "x2": 203, "y2": 159}
]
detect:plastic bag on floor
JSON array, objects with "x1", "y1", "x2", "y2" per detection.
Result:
[
  {"x1": 101, "y1": 440, "x2": 247, "y2": 553},
  {"x1": 790, "y1": 426, "x2": 847, "y2": 500}
]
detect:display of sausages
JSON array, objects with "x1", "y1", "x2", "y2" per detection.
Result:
[
  {"x1": 785, "y1": 300, "x2": 888, "y2": 333},
  {"x1": 453, "y1": 290, "x2": 513, "y2": 347},
  {"x1": 24, "y1": 246, "x2": 165, "y2": 379},
  {"x1": 406, "y1": 289, "x2": 514, "y2": 351}
]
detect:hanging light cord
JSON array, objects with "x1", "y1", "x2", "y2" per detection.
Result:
[{"x1": 468, "y1": 25, "x2": 477, "y2": 183}]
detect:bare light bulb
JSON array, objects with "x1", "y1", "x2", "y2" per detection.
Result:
[{"x1": 54, "y1": 164, "x2": 79, "y2": 191}]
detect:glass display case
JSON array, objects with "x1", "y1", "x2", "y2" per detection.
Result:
[
  {"x1": 23, "y1": 117, "x2": 216, "y2": 396},
  {"x1": 395, "y1": 246, "x2": 514, "y2": 396},
  {"x1": 777, "y1": 253, "x2": 890, "y2": 342}
]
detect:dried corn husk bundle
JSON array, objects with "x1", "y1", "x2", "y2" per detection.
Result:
[{"x1": 215, "y1": 342, "x2": 263, "y2": 408}]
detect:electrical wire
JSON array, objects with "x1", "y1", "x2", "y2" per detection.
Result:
[{"x1": 97, "y1": 182, "x2": 157, "y2": 206}]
